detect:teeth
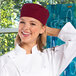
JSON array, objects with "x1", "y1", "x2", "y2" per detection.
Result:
[{"x1": 22, "y1": 31, "x2": 30, "y2": 35}]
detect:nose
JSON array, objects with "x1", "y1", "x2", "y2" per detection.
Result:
[{"x1": 23, "y1": 23, "x2": 30, "y2": 30}]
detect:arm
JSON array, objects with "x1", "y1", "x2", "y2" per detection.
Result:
[
  {"x1": 46, "y1": 26, "x2": 61, "y2": 37},
  {"x1": 55, "y1": 22, "x2": 76, "y2": 75},
  {"x1": 46, "y1": 22, "x2": 76, "y2": 75}
]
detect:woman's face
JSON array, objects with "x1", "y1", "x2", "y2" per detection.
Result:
[{"x1": 18, "y1": 17, "x2": 46, "y2": 45}]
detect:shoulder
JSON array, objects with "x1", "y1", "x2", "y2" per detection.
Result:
[
  {"x1": 43, "y1": 48, "x2": 51, "y2": 54},
  {"x1": 43, "y1": 44, "x2": 65, "y2": 55},
  {"x1": 0, "y1": 50, "x2": 15, "y2": 67},
  {"x1": 0, "y1": 49, "x2": 15, "y2": 58},
  {"x1": 42, "y1": 48, "x2": 53, "y2": 58}
]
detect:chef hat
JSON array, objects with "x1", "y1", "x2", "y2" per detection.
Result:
[{"x1": 20, "y1": 3, "x2": 49, "y2": 25}]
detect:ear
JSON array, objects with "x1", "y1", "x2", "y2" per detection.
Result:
[{"x1": 39, "y1": 25, "x2": 46, "y2": 34}]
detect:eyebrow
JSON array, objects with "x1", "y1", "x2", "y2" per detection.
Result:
[
  {"x1": 30, "y1": 21, "x2": 37, "y2": 23},
  {"x1": 20, "y1": 18, "x2": 37, "y2": 23},
  {"x1": 20, "y1": 18, "x2": 24, "y2": 21}
]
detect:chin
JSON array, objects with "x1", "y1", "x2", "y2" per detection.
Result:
[
  {"x1": 21, "y1": 40, "x2": 31, "y2": 44},
  {"x1": 21, "y1": 38, "x2": 37, "y2": 45}
]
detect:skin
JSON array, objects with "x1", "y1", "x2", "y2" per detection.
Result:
[
  {"x1": 46, "y1": 26, "x2": 61, "y2": 37},
  {"x1": 18, "y1": 17, "x2": 46, "y2": 54},
  {"x1": 18, "y1": 17, "x2": 61, "y2": 54}
]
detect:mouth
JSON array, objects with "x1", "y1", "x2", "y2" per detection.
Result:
[{"x1": 21, "y1": 31, "x2": 31, "y2": 37}]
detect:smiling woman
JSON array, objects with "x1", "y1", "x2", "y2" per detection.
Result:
[
  {"x1": 0, "y1": 3, "x2": 76, "y2": 76},
  {"x1": 16, "y1": 17, "x2": 46, "y2": 53}
]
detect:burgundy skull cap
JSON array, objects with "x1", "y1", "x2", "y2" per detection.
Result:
[{"x1": 20, "y1": 3, "x2": 49, "y2": 25}]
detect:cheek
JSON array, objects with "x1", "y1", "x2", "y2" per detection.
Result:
[
  {"x1": 31, "y1": 27, "x2": 40, "y2": 34},
  {"x1": 18, "y1": 26, "x2": 23, "y2": 37},
  {"x1": 18, "y1": 25, "x2": 23, "y2": 32}
]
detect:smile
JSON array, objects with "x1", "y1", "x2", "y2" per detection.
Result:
[
  {"x1": 22, "y1": 31, "x2": 31, "y2": 37},
  {"x1": 23, "y1": 32, "x2": 30, "y2": 35}
]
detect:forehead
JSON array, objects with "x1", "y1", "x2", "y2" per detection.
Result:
[{"x1": 20, "y1": 17, "x2": 42, "y2": 24}]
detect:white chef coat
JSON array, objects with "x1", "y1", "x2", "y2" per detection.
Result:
[{"x1": 0, "y1": 22, "x2": 76, "y2": 76}]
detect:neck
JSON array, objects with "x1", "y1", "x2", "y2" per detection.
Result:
[{"x1": 19, "y1": 42, "x2": 36, "y2": 54}]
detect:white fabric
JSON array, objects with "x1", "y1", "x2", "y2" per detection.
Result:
[{"x1": 0, "y1": 22, "x2": 76, "y2": 76}]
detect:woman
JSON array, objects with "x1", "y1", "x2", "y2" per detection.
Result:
[{"x1": 0, "y1": 3, "x2": 76, "y2": 76}]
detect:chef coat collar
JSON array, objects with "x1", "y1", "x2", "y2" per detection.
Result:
[{"x1": 15, "y1": 44, "x2": 39, "y2": 55}]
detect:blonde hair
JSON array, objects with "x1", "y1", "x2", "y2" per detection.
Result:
[{"x1": 15, "y1": 29, "x2": 47, "y2": 52}]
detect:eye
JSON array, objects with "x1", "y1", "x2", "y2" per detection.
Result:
[
  {"x1": 30, "y1": 23, "x2": 36, "y2": 25},
  {"x1": 20, "y1": 21, "x2": 25, "y2": 24}
]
